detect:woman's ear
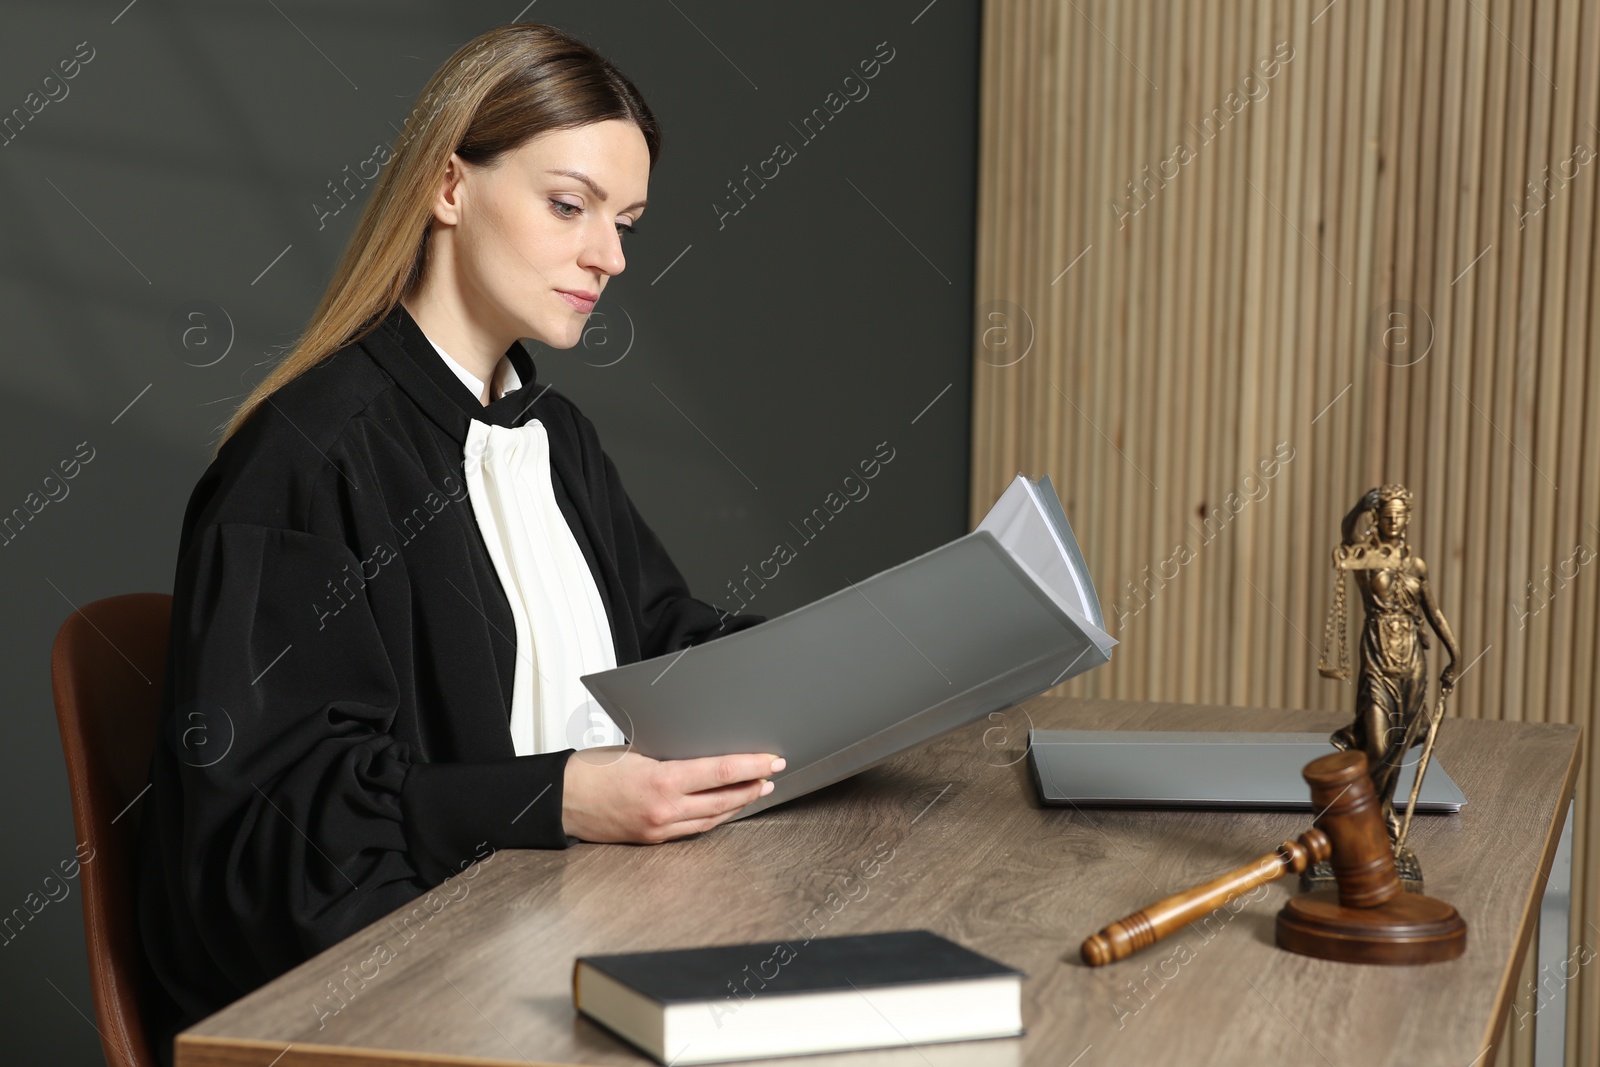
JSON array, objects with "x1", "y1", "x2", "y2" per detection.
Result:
[{"x1": 429, "y1": 152, "x2": 469, "y2": 226}]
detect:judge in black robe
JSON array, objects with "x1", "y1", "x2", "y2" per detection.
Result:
[{"x1": 134, "y1": 301, "x2": 765, "y2": 1064}]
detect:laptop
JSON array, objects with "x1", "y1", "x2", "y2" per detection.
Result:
[{"x1": 1027, "y1": 730, "x2": 1467, "y2": 812}]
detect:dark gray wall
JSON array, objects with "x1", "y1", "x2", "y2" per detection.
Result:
[{"x1": 0, "y1": 1, "x2": 979, "y2": 1060}]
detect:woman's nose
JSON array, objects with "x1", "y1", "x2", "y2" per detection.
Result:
[{"x1": 582, "y1": 227, "x2": 626, "y2": 277}]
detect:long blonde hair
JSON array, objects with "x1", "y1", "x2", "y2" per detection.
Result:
[{"x1": 213, "y1": 22, "x2": 660, "y2": 458}]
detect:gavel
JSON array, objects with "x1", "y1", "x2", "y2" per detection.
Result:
[{"x1": 1081, "y1": 749, "x2": 1467, "y2": 966}]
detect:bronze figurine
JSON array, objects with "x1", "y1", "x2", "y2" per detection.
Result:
[{"x1": 1317, "y1": 484, "x2": 1460, "y2": 890}]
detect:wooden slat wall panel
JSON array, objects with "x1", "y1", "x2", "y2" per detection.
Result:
[{"x1": 971, "y1": 2, "x2": 1599, "y2": 1064}]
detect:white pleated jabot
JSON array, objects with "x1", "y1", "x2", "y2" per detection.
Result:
[
  {"x1": 462, "y1": 418, "x2": 626, "y2": 756},
  {"x1": 426, "y1": 333, "x2": 625, "y2": 757}
]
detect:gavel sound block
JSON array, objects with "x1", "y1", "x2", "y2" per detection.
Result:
[{"x1": 1082, "y1": 750, "x2": 1466, "y2": 967}]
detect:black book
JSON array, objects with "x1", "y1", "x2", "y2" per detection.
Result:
[{"x1": 571, "y1": 928, "x2": 1026, "y2": 1064}]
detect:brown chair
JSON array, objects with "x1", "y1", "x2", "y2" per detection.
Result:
[{"x1": 51, "y1": 592, "x2": 173, "y2": 1067}]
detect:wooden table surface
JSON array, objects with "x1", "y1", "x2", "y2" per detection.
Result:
[{"x1": 177, "y1": 698, "x2": 1582, "y2": 1067}]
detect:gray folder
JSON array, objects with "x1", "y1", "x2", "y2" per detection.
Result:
[
  {"x1": 579, "y1": 527, "x2": 1113, "y2": 820},
  {"x1": 1027, "y1": 729, "x2": 1467, "y2": 812}
]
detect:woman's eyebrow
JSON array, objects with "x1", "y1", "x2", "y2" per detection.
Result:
[{"x1": 546, "y1": 168, "x2": 647, "y2": 212}]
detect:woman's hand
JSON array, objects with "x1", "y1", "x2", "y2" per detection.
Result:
[{"x1": 561, "y1": 749, "x2": 785, "y2": 844}]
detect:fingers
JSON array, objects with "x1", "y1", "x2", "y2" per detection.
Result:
[
  {"x1": 655, "y1": 774, "x2": 773, "y2": 825},
  {"x1": 620, "y1": 752, "x2": 786, "y2": 844},
  {"x1": 655, "y1": 806, "x2": 743, "y2": 842},
  {"x1": 670, "y1": 752, "x2": 786, "y2": 794},
  {"x1": 633, "y1": 786, "x2": 754, "y2": 843}
]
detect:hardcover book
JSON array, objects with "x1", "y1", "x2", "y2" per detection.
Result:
[{"x1": 572, "y1": 928, "x2": 1025, "y2": 1064}]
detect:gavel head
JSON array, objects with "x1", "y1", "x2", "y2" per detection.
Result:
[
  {"x1": 1278, "y1": 748, "x2": 1467, "y2": 964},
  {"x1": 1303, "y1": 749, "x2": 1402, "y2": 910}
]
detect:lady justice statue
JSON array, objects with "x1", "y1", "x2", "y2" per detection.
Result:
[{"x1": 1317, "y1": 484, "x2": 1460, "y2": 889}]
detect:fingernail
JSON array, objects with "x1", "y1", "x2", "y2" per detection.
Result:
[
  {"x1": 770, "y1": 757, "x2": 786, "y2": 772},
  {"x1": 760, "y1": 780, "x2": 775, "y2": 796}
]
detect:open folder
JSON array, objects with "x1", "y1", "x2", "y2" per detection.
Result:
[{"x1": 578, "y1": 474, "x2": 1116, "y2": 819}]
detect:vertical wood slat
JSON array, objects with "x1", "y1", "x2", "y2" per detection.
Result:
[
  {"x1": 1545, "y1": 0, "x2": 1585, "y2": 733},
  {"x1": 1438, "y1": 0, "x2": 1479, "y2": 730},
  {"x1": 972, "y1": 2, "x2": 1599, "y2": 1063},
  {"x1": 1284, "y1": 0, "x2": 1317, "y2": 708},
  {"x1": 1465, "y1": 0, "x2": 1513, "y2": 727},
  {"x1": 1216, "y1": 0, "x2": 1246, "y2": 705},
  {"x1": 1117, "y1": 0, "x2": 1146, "y2": 699},
  {"x1": 1149, "y1": 0, "x2": 1184, "y2": 700}
]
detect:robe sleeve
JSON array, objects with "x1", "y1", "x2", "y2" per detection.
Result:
[
  {"x1": 598, "y1": 450, "x2": 768, "y2": 661},
  {"x1": 164, "y1": 521, "x2": 573, "y2": 990}
]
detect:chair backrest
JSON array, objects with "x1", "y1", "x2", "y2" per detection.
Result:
[{"x1": 50, "y1": 592, "x2": 173, "y2": 1067}]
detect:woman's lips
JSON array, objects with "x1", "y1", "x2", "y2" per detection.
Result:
[{"x1": 556, "y1": 290, "x2": 597, "y2": 313}]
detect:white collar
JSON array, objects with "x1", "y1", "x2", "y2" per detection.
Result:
[{"x1": 424, "y1": 335, "x2": 523, "y2": 403}]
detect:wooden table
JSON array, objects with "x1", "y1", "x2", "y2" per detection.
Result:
[{"x1": 177, "y1": 699, "x2": 1581, "y2": 1067}]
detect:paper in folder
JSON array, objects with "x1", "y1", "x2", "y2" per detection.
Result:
[{"x1": 579, "y1": 473, "x2": 1116, "y2": 820}]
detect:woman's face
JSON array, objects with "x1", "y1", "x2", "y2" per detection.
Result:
[
  {"x1": 433, "y1": 119, "x2": 649, "y2": 350},
  {"x1": 1378, "y1": 501, "x2": 1409, "y2": 541}
]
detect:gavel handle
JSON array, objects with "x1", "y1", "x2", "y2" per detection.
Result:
[{"x1": 1081, "y1": 827, "x2": 1332, "y2": 966}]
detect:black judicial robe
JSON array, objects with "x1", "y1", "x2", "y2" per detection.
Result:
[{"x1": 134, "y1": 302, "x2": 765, "y2": 1061}]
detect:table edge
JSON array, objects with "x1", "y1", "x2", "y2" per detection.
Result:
[{"x1": 1475, "y1": 722, "x2": 1585, "y2": 1059}]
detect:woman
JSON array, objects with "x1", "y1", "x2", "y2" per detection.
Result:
[
  {"x1": 135, "y1": 23, "x2": 779, "y2": 1063},
  {"x1": 1325, "y1": 484, "x2": 1459, "y2": 842}
]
